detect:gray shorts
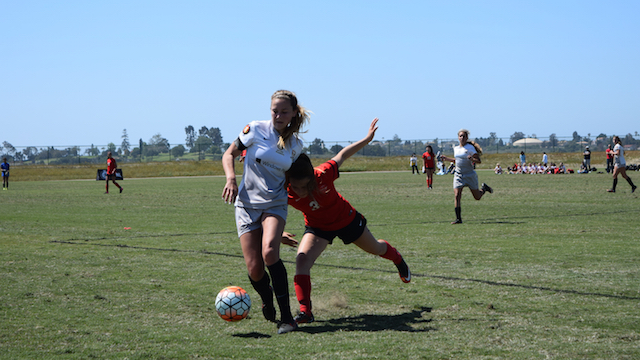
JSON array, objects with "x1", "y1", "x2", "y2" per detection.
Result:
[
  {"x1": 453, "y1": 171, "x2": 479, "y2": 190},
  {"x1": 235, "y1": 205, "x2": 288, "y2": 237}
]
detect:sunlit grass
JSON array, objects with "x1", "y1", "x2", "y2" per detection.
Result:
[{"x1": 1, "y1": 171, "x2": 639, "y2": 359}]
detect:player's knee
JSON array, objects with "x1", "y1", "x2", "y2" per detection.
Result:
[
  {"x1": 295, "y1": 252, "x2": 314, "y2": 271},
  {"x1": 262, "y1": 247, "x2": 280, "y2": 266}
]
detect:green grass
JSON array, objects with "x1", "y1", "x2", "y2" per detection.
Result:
[{"x1": 1, "y1": 171, "x2": 639, "y2": 359}]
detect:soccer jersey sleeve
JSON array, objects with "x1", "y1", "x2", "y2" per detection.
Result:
[{"x1": 237, "y1": 122, "x2": 259, "y2": 149}]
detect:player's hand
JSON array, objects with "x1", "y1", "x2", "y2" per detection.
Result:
[
  {"x1": 222, "y1": 178, "x2": 238, "y2": 204},
  {"x1": 281, "y1": 232, "x2": 298, "y2": 247},
  {"x1": 364, "y1": 118, "x2": 379, "y2": 143}
]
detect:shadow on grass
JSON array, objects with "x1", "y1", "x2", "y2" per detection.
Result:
[
  {"x1": 51, "y1": 238, "x2": 640, "y2": 301},
  {"x1": 232, "y1": 332, "x2": 272, "y2": 339},
  {"x1": 297, "y1": 306, "x2": 434, "y2": 334}
]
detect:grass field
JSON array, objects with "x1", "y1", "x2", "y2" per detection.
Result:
[{"x1": 1, "y1": 170, "x2": 639, "y2": 359}]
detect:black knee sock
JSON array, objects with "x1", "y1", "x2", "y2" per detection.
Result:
[
  {"x1": 626, "y1": 177, "x2": 635, "y2": 188},
  {"x1": 249, "y1": 272, "x2": 274, "y2": 308},
  {"x1": 455, "y1": 207, "x2": 461, "y2": 221},
  {"x1": 612, "y1": 178, "x2": 618, "y2": 191},
  {"x1": 267, "y1": 259, "x2": 293, "y2": 322}
]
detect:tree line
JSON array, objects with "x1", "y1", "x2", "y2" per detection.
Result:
[{"x1": 1, "y1": 128, "x2": 638, "y2": 164}]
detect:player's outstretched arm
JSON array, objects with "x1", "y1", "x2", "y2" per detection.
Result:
[{"x1": 331, "y1": 118, "x2": 379, "y2": 168}]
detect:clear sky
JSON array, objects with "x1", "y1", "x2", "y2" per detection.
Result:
[{"x1": 2, "y1": 0, "x2": 639, "y2": 149}]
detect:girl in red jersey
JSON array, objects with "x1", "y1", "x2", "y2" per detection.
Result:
[
  {"x1": 422, "y1": 145, "x2": 436, "y2": 189},
  {"x1": 283, "y1": 118, "x2": 411, "y2": 325},
  {"x1": 105, "y1": 151, "x2": 122, "y2": 194}
]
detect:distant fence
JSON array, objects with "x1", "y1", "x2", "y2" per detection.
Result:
[{"x1": 2, "y1": 134, "x2": 638, "y2": 165}]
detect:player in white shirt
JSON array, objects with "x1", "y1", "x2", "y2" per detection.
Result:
[
  {"x1": 440, "y1": 129, "x2": 493, "y2": 224},
  {"x1": 607, "y1": 136, "x2": 636, "y2": 193},
  {"x1": 222, "y1": 90, "x2": 309, "y2": 334}
]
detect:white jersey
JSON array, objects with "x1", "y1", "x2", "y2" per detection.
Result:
[
  {"x1": 454, "y1": 143, "x2": 477, "y2": 175},
  {"x1": 235, "y1": 120, "x2": 302, "y2": 209},
  {"x1": 614, "y1": 144, "x2": 625, "y2": 166}
]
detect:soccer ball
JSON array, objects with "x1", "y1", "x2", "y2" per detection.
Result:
[{"x1": 215, "y1": 286, "x2": 251, "y2": 322}]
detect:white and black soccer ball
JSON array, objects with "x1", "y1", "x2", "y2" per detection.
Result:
[{"x1": 215, "y1": 286, "x2": 251, "y2": 322}]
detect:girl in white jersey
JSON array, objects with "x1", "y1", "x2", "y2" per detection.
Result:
[
  {"x1": 440, "y1": 129, "x2": 493, "y2": 224},
  {"x1": 607, "y1": 136, "x2": 636, "y2": 193},
  {"x1": 222, "y1": 90, "x2": 309, "y2": 334}
]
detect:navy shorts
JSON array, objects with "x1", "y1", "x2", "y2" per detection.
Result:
[{"x1": 304, "y1": 212, "x2": 367, "y2": 245}]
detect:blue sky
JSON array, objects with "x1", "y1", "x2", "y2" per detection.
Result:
[{"x1": 2, "y1": 0, "x2": 639, "y2": 149}]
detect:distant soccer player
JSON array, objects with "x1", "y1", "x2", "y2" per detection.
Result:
[
  {"x1": 422, "y1": 145, "x2": 436, "y2": 189},
  {"x1": 284, "y1": 118, "x2": 411, "y2": 325},
  {"x1": 607, "y1": 136, "x2": 636, "y2": 193},
  {"x1": 440, "y1": 129, "x2": 493, "y2": 224},
  {"x1": 1, "y1": 157, "x2": 9, "y2": 190},
  {"x1": 105, "y1": 151, "x2": 122, "y2": 194}
]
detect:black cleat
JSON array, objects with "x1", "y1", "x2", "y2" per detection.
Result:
[
  {"x1": 481, "y1": 183, "x2": 493, "y2": 194},
  {"x1": 294, "y1": 311, "x2": 315, "y2": 324},
  {"x1": 262, "y1": 302, "x2": 277, "y2": 323},
  {"x1": 396, "y1": 259, "x2": 411, "y2": 283}
]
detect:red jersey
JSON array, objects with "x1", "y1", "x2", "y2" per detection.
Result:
[
  {"x1": 287, "y1": 160, "x2": 356, "y2": 231},
  {"x1": 107, "y1": 158, "x2": 117, "y2": 175},
  {"x1": 422, "y1": 152, "x2": 435, "y2": 168},
  {"x1": 606, "y1": 148, "x2": 613, "y2": 160}
]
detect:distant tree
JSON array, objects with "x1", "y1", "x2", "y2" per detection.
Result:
[
  {"x1": 105, "y1": 143, "x2": 117, "y2": 155},
  {"x1": 65, "y1": 146, "x2": 80, "y2": 157},
  {"x1": 192, "y1": 135, "x2": 212, "y2": 153},
  {"x1": 121, "y1": 129, "x2": 130, "y2": 156},
  {"x1": 308, "y1": 138, "x2": 326, "y2": 155},
  {"x1": 548, "y1": 133, "x2": 558, "y2": 147},
  {"x1": 149, "y1": 134, "x2": 170, "y2": 152},
  {"x1": 130, "y1": 147, "x2": 141, "y2": 158},
  {"x1": 2, "y1": 141, "x2": 15, "y2": 156},
  {"x1": 510, "y1": 132, "x2": 525, "y2": 144},
  {"x1": 208, "y1": 127, "x2": 224, "y2": 150},
  {"x1": 624, "y1": 133, "x2": 636, "y2": 145},
  {"x1": 330, "y1": 144, "x2": 344, "y2": 154},
  {"x1": 362, "y1": 144, "x2": 386, "y2": 156},
  {"x1": 23, "y1": 146, "x2": 38, "y2": 161},
  {"x1": 171, "y1": 145, "x2": 186, "y2": 158},
  {"x1": 85, "y1": 144, "x2": 99, "y2": 156},
  {"x1": 185, "y1": 125, "x2": 196, "y2": 149},
  {"x1": 489, "y1": 132, "x2": 498, "y2": 145},
  {"x1": 572, "y1": 131, "x2": 581, "y2": 143}
]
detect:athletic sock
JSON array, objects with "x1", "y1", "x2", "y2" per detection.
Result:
[
  {"x1": 380, "y1": 240, "x2": 403, "y2": 264},
  {"x1": 267, "y1": 260, "x2": 293, "y2": 323},
  {"x1": 293, "y1": 274, "x2": 312, "y2": 314},
  {"x1": 612, "y1": 178, "x2": 618, "y2": 191},
  {"x1": 455, "y1": 207, "x2": 462, "y2": 221},
  {"x1": 114, "y1": 181, "x2": 121, "y2": 189},
  {"x1": 249, "y1": 272, "x2": 274, "y2": 309}
]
